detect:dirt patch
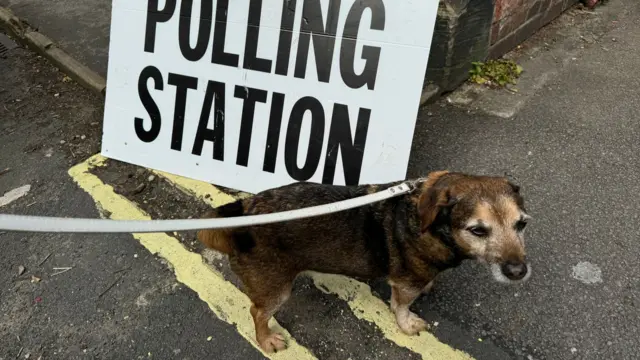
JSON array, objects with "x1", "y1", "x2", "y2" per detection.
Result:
[
  {"x1": 0, "y1": 30, "x2": 103, "y2": 166},
  {"x1": 90, "y1": 158, "x2": 214, "y2": 253}
]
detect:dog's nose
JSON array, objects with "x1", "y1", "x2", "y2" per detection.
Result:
[{"x1": 501, "y1": 261, "x2": 528, "y2": 281}]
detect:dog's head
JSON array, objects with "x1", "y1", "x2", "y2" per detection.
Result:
[{"x1": 418, "y1": 171, "x2": 531, "y2": 284}]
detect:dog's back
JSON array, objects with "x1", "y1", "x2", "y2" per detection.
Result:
[{"x1": 197, "y1": 181, "x2": 414, "y2": 279}]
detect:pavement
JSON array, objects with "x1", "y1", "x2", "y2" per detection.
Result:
[
  {"x1": 0, "y1": 42, "x2": 499, "y2": 360},
  {"x1": 1, "y1": 1, "x2": 640, "y2": 359}
]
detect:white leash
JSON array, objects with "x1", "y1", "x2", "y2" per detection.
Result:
[{"x1": 0, "y1": 183, "x2": 413, "y2": 234}]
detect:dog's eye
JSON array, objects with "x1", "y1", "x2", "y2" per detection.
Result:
[
  {"x1": 468, "y1": 226, "x2": 489, "y2": 237},
  {"x1": 515, "y1": 220, "x2": 528, "y2": 232}
]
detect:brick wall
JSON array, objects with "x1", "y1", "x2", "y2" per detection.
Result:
[
  {"x1": 489, "y1": 0, "x2": 579, "y2": 58},
  {"x1": 422, "y1": 0, "x2": 579, "y2": 102}
]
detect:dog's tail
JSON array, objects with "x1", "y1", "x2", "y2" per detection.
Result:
[{"x1": 196, "y1": 200, "x2": 245, "y2": 255}]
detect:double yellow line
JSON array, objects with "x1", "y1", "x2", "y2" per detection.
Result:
[{"x1": 69, "y1": 154, "x2": 473, "y2": 360}]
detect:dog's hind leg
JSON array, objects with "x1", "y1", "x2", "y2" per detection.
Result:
[
  {"x1": 250, "y1": 295, "x2": 290, "y2": 353},
  {"x1": 232, "y1": 260, "x2": 296, "y2": 353}
]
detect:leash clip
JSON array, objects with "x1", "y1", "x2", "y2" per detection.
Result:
[{"x1": 403, "y1": 179, "x2": 422, "y2": 193}]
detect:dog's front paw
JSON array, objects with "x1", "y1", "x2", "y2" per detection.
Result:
[
  {"x1": 259, "y1": 333, "x2": 287, "y2": 353},
  {"x1": 397, "y1": 312, "x2": 428, "y2": 336}
]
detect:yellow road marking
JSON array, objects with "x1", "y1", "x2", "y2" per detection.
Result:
[
  {"x1": 310, "y1": 274, "x2": 473, "y2": 359},
  {"x1": 69, "y1": 155, "x2": 317, "y2": 360},
  {"x1": 158, "y1": 168, "x2": 474, "y2": 360}
]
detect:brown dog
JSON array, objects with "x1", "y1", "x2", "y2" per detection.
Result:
[{"x1": 197, "y1": 171, "x2": 531, "y2": 352}]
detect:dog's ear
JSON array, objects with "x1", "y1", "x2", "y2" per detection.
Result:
[
  {"x1": 505, "y1": 179, "x2": 526, "y2": 210},
  {"x1": 418, "y1": 188, "x2": 457, "y2": 234},
  {"x1": 508, "y1": 181, "x2": 520, "y2": 194},
  {"x1": 417, "y1": 171, "x2": 455, "y2": 234}
]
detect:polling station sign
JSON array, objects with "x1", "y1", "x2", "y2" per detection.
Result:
[{"x1": 102, "y1": 0, "x2": 439, "y2": 194}]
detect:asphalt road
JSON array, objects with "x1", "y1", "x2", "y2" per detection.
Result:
[
  {"x1": 405, "y1": 7, "x2": 640, "y2": 359},
  {"x1": 0, "y1": 42, "x2": 265, "y2": 360},
  {"x1": 2, "y1": 0, "x2": 640, "y2": 359},
  {"x1": 0, "y1": 34, "x2": 503, "y2": 360}
]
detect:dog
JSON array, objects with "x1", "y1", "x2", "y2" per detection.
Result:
[{"x1": 197, "y1": 171, "x2": 531, "y2": 352}]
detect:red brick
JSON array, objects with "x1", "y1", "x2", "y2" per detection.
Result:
[
  {"x1": 539, "y1": 0, "x2": 567, "y2": 27},
  {"x1": 498, "y1": 6, "x2": 530, "y2": 41},
  {"x1": 527, "y1": 0, "x2": 544, "y2": 19},
  {"x1": 494, "y1": 0, "x2": 542, "y2": 45},
  {"x1": 488, "y1": 0, "x2": 577, "y2": 57},
  {"x1": 493, "y1": 0, "x2": 505, "y2": 23},
  {"x1": 493, "y1": 0, "x2": 529, "y2": 23},
  {"x1": 540, "y1": 0, "x2": 558, "y2": 11},
  {"x1": 491, "y1": 21, "x2": 501, "y2": 45},
  {"x1": 501, "y1": 0, "x2": 524, "y2": 18},
  {"x1": 489, "y1": 14, "x2": 543, "y2": 58}
]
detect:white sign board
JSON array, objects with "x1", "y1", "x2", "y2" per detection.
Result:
[{"x1": 103, "y1": 0, "x2": 439, "y2": 194}]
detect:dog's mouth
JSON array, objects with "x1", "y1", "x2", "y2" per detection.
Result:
[{"x1": 490, "y1": 261, "x2": 531, "y2": 284}]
